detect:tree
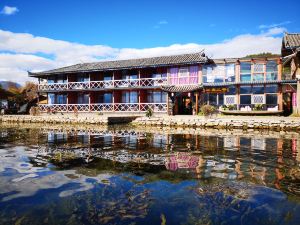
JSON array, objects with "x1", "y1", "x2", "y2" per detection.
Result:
[{"x1": 244, "y1": 52, "x2": 280, "y2": 58}]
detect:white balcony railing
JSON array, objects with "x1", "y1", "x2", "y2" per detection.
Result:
[
  {"x1": 38, "y1": 77, "x2": 168, "y2": 91},
  {"x1": 38, "y1": 103, "x2": 167, "y2": 113}
]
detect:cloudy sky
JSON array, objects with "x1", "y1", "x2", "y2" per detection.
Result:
[{"x1": 0, "y1": 0, "x2": 299, "y2": 84}]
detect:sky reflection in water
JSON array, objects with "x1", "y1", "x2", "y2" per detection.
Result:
[{"x1": 0, "y1": 125, "x2": 300, "y2": 225}]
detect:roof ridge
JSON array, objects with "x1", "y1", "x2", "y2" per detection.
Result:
[{"x1": 87, "y1": 51, "x2": 205, "y2": 65}]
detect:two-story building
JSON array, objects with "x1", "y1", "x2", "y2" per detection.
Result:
[{"x1": 29, "y1": 51, "x2": 297, "y2": 115}]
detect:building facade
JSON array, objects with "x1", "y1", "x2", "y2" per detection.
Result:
[{"x1": 29, "y1": 52, "x2": 297, "y2": 115}]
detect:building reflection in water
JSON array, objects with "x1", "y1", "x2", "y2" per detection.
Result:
[{"x1": 43, "y1": 128, "x2": 300, "y2": 193}]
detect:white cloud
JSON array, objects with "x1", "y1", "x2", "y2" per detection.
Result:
[
  {"x1": 1, "y1": 6, "x2": 19, "y2": 15},
  {"x1": 158, "y1": 20, "x2": 168, "y2": 25},
  {"x1": 0, "y1": 27, "x2": 285, "y2": 84},
  {"x1": 259, "y1": 21, "x2": 291, "y2": 29},
  {"x1": 154, "y1": 20, "x2": 168, "y2": 29}
]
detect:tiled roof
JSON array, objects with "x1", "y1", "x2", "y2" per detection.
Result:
[
  {"x1": 203, "y1": 79, "x2": 297, "y2": 87},
  {"x1": 29, "y1": 52, "x2": 209, "y2": 77},
  {"x1": 160, "y1": 84, "x2": 203, "y2": 92},
  {"x1": 283, "y1": 33, "x2": 300, "y2": 49}
]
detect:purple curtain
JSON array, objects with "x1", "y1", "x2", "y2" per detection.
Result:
[
  {"x1": 169, "y1": 68, "x2": 179, "y2": 85},
  {"x1": 189, "y1": 66, "x2": 198, "y2": 84}
]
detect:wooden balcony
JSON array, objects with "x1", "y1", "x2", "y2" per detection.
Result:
[
  {"x1": 38, "y1": 77, "x2": 168, "y2": 91},
  {"x1": 38, "y1": 103, "x2": 168, "y2": 113}
]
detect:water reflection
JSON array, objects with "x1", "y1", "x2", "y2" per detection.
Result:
[{"x1": 0, "y1": 124, "x2": 300, "y2": 224}]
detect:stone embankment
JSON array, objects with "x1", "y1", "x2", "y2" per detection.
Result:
[
  {"x1": 132, "y1": 116, "x2": 300, "y2": 131},
  {"x1": 1, "y1": 115, "x2": 300, "y2": 131},
  {"x1": 0, "y1": 115, "x2": 109, "y2": 125}
]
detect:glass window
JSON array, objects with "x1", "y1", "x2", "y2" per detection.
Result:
[
  {"x1": 252, "y1": 85, "x2": 264, "y2": 94},
  {"x1": 240, "y1": 62, "x2": 251, "y2": 74},
  {"x1": 266, "y1": 72, "x2": 278, "y2": 81},
  {"x1": 226, "y1": 85, "x2": 236, "y2": 95},
  {"x1": 104, "y1": 73, "x2": 112, "y2": 81},
  {"x1": 56, "y1": 75, "x2": 67, "y2": 83},
  {"x1": 225, "y1": 64, "x2": 235, "y2": 82},
  {"x1": 48, "y1": 76, "x2": 55, "y2": 84},
  {"x1": 179, "y1": 67, "x2": 189, "y2": 77},
  {"x1": 56, "y1": 94, "x2": 67, "y2": 104},
  {"x1": 218, "y1": 94, "x2": 224, "y2": 105},
  {"x1": 240, "y1": 95, "x2": 251, "y2": 105},
  {"x1": 48, "y1": 93, "x2": 55, "y2": 104},
  {"x1": 78, "y1": 93, "x2": 89, "y2": 104},
  {"x1": 240, "y1": 85, "x2": 252, "y2": 94},
  {"x1": 253, "y1": 64, "x2": 264, "y2": 73},
  {"x1": 240, "y1": 74, "x2": 251, "y2": 82},
  {"x1": 208, "y1": 94, "x2": 218, "y2": 105},
  {"x1": 77, "y1": 74, "x2": 89, "y2": 82},
  {"x1": 265, "y1": 85, "x2": 278, "y2": 93},
  {"x1": 266, "y1": 61, "x2": 277, "y2": 72},
  {"x1": 252, "y1": 73, "x2": 264, "y2": 81},
  {"x1": 122, "y1": 91, "x2": 138, "y2": 103},
  {"x1": 266, "y1": 94, "x2": 277, "y2": 105}
]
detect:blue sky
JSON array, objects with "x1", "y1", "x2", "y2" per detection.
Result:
[{"x1": 0, "y1": 0, "x2": 299, "y2": 83}]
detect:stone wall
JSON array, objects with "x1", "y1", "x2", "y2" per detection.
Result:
[{"x1": 132, "y1": 116, "x2": 300, "y2": 131}]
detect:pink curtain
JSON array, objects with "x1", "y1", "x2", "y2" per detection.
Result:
[
  {"x1": 169, "y1": 68, "x2": 178, "y2": 85},
  {"x1": 189, "y1": 66, "x2": 199, "y2": 84}
]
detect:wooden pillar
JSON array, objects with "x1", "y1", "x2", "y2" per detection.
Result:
[
  {"x1": 198, "y1": 65, "x2": 202, "y2": 84},
  {"x1": 236, "y1": 60, "x2": 240, "y2": 82},
  {"x1": 277, "y1": 58, "x2": 282, "y2": 81},
  {"x1": 138, "y1": 90, "x2": 141, "y2": 112},
  {"x1": 296, "y1": 80, "x2": 300, "y2": 114},
  {"x1": 195, "y1": 92, "x2": 199, "y2": 114},
  {"x1": 278, "y1": 85, "x2": 283, "y2": 111},
  {"x1": 167, "y1": 93, "x2": 170, "y2": 115}
]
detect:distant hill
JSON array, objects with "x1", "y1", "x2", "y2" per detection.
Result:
[
  {"x1": 243, "y1": 52, "x2": 280, "y2": 59},
  {"x1": 0, "y1": 81, "x2": 22, "y2": 90}
]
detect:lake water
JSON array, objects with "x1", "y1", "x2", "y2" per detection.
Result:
[{"x1": 0, "y1": 124, "x2": 300, "y2": 225}]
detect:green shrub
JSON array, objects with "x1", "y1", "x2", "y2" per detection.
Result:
[
  {"x1": 145, "y1": 108, "x2": 153, "y2": 118},
  {"x1": 253, "y1": 104, "x2": 263, "y2": 111},
  {"x1": 200, "y1": 105, "x2": 216, "y2": 116}
]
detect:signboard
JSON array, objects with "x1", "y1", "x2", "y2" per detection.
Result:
[{"x1": 203, "y1": 87, "x2": 228, "y2": 93}]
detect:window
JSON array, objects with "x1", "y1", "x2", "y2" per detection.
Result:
[
  {"x1": 225, "y1": 64, "x2": 235, "y2": 82},
  {"x1": 78, "y1": 93, "x2": 89, "y2": 104},
  {"x1": 122, "y1": 70, "x2": 138, "y2": 80},
  {"x1": 209, "y1": 94, "x2": 218, "y2": 105},
  {"x1": 226, "y1": 85, "x2": 236, "y2": 95},
  {"x1": 56, "y1": 75, "x2": 67, "y2": 83},
  {"x1": 240, "y1": 85, "x2": 252, "y2": 94},
  {"x1": 252, "y1": 85, "x2": 264, "y2": 94},
  {"x1": 77, "y1": 74, "x2": 89, "y2": 82},
  {"x1": 204, "y1": 93, "x2": 224, "y2": 105},
  {"x1": 178, "y1": 67, "x2": 189, "y2": 77},
  {"x1": 252, "y1": 73, "x2": 264, "y2": 81},
  {"x1": 253, "y1": 64, "x2": 264, "y2": 73},
  {"x1": 147, "y1": 91, "x2": 166, "y2": 103},
  {"x1": 97, "y1": 93, "x2": 112, "y2": 103},
  {"x1": 266, "y1": 94, "x2": 277, "y2": 105},
  {"x1": 240, "y1": 62, "x2": 251, "y2": 82},
  {"x1": 266, "y1": 61, "x2": 277, "y2": 72},
  {"x1": 266, "y1": 61, "x2": 278, "y2": 81},
  {"x1": 266, "y1": 72, "x2": 277, "y2": 81},
  {"x1": 56, "y1": 94, "x2": 67, "y2": 104},
  {"x1": 103, "y1": 73, "x2": 112, "y2": 81},
  {"x1": 240, "y1": 95, "x2": 251, "y2": 105},
  {"x1": 48, "y1": 93, "x2": 55, "y2": 104},
  {"x1": 122, "y1": 91, "x2": 138, "y2": 103},
  {"x1": 265, "y1": 85, "x2": 278, "y2": 93},
  {"x1": 240, "y1": 62, "x2": 251, "y2": 73},
  {"x1": 48, "y1": 76, "x2": 55, "y2": 84}
]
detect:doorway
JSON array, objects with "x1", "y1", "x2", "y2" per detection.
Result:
[{"x1": 175, "y1": 94, "x2": 193, "y2": 115}]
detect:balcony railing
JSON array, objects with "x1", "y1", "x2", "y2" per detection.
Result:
[
  {"x1": 38, "y1": 77, "x2": 168, "y2": 91},
  {"x1": 38, "y1": 103, "x2": 167, "y2": 113}
]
